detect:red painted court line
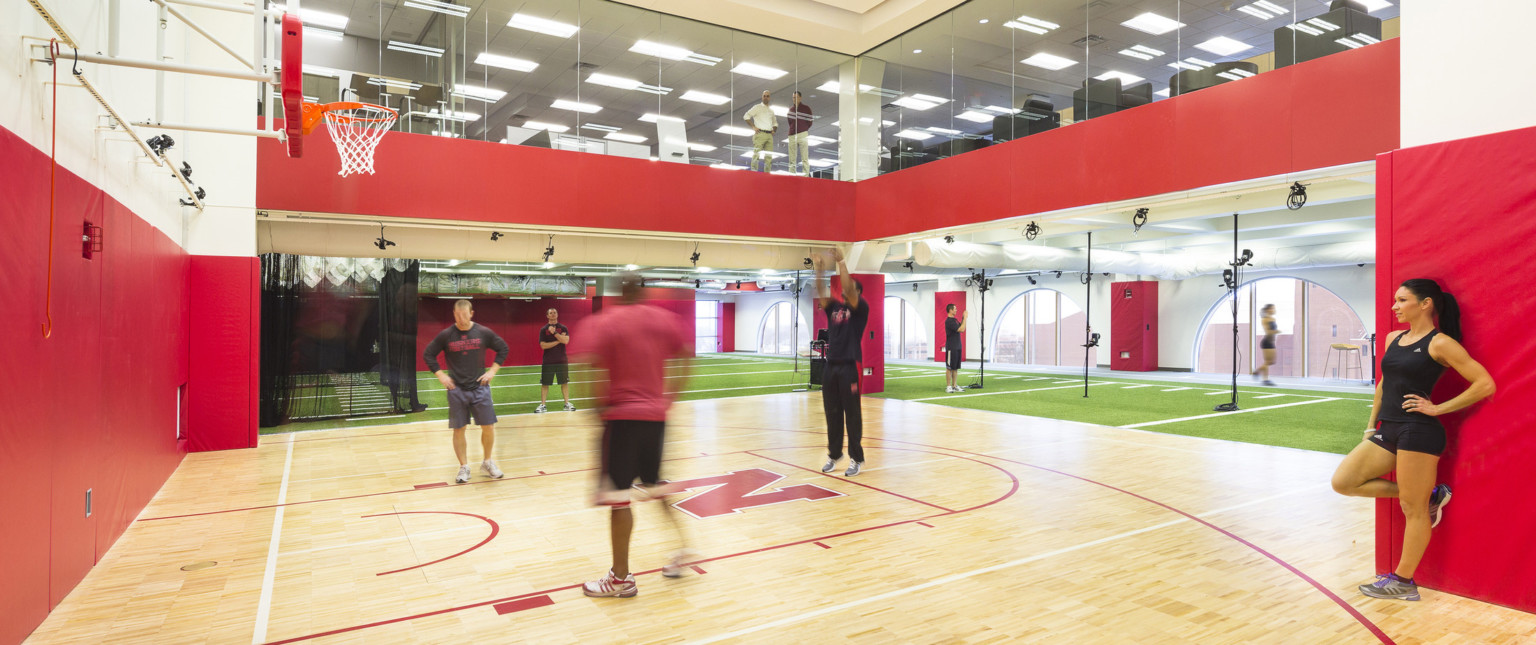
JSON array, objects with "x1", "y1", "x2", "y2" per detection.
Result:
[
  {"x1": 690, "y1": 565, "x2": 707, "y2": 575},
  {"x1": 917, "y1": 521, "x2": 934, "y2": 528},
  {"x1": 414, "y1": 482, "x2": 449, "y2": 490},
  {"x1": 865, "y1": 435, "x2": 1398, "y2": 645},
  {"x1": 258, "y1": 445, "x2": 1021, "y2": 644},
  {"x1": 813, "y1": 541, "x2": 831, "y2": 549},
  {"x1": 493, "y1": 595, "x2": 554, "y2": 615},
  {"x1": 362, "y1": 511, "x2": 500, "y2": 576},
  {"x1": 745, "y1": 451, "x2": 956, "y2": 513}
]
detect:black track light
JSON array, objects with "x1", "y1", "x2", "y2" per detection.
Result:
[
  {"x1": 1024, "y1": 221, "x2": 1041, "y2": 241},
  {"x1": 543, "y1": 235, "x2": 555, "y2": 263},
  {"x1": 490, "y1": 231, "x2": 503, "y2": 241},
  {"x1": 1132, "y1": 207, "x2": 1148, "y2": 233},
  {"x1": 944, "y1": 235, "x2": 955, "y2": 244},
  {"x1": 375, "y1": 223, "x2": 396, "y2": 250},
  {"x1": 1027, "y1": 276, "x2": 1037, "y2": 285},
  {"x1": 147, "y1": 134, "x2": 175, "y2": 155},
  {"x1": 179, "y1": 161, "x2": 193, "y2": 180},
  {"x1": 1287, "y1": 182, "x2": 1308, "y2": 210}
]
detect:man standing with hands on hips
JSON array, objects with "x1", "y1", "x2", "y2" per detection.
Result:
[
  {"x1": 815, "y1": 248, "x2": 870, "y2": 477},
  {"x1": 423, "y1": 300, "x2": 511, "y2": 484},
  {"x1": 743, "y1": 90, "x2": 777, "y2": 172},
  {"x1": 537, "y1": 307, "x2": 574, "y2": 413}
]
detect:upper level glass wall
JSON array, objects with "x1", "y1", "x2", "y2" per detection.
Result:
[{"x1": 290, "y1": 0, "x2": 1398, "y2": 179}]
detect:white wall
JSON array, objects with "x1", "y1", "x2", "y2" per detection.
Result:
[
  {"x1": 3, "y1": 0, "x2": 263, "y2": 255},
  {"x1": 977, "y1": 273, "x2": 1112, "y2": 365},
  {"x1": 884, "y1": 279, "x2": 935, "y2": 361},
  {"x1": 733, "y1": 289, "x2": 813, "y2": 353},
  {"x1": 1401, "y1": 0, "x2": 1536, "y2": 147}
]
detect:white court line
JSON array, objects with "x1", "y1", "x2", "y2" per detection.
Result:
[
  {"x1": 1120, "y1": 398, "x2": 1339, "y2": 428},
  {"x1": 251, "y1": 440, "x2": 294, "y2": 644},
  {"x1": 688, "y1": 485, "x2": 1325, "y2": 644},
  {"x1": 1160, "y1": 387, "x2": 1194, "y2": 392},
  {"x1": 1254, "y1": 394, "x2": 1288, "y2": 399},
  {"x1": 908, "y1": 382, "x2": 1112, "y2": 402}
]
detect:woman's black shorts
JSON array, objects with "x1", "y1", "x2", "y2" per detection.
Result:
[{"x1": 1369, "y1": 420, "x2": 1447, "y2": 456}]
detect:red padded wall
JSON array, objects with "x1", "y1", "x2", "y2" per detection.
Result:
[
  {"x1": 1110, "y1": 281, "x2": 1158, "y2": 371},
  {"x1": 417, "y1": 296, "x2": 594, "y2": 371},
  {"x1": 720, "y1": 302, "x2": 736, "y2": 353},
  {"x1": 1374, "y1": 124, "x2": 1536, "y2": 611},
  {"x1": 854, "y1": 41, "x2": 1399, "y2": 240},
  {"x1": 187, "y1": 256, "x2": 260, "y2": 452},
  {"x1": 934, "y1": 291, "x2": 966, "y2": 363},
  {"x1": 0, "y1": 125, "x2": 188, "y2": 643}
]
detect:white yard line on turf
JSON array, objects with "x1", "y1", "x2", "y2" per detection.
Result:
[
  {"x1": 687, "y1": 485, "x2": 1324, "y2": 644},
  {"x1": 251, "y1": 440, "x2": 294, "y2": 644},
  {"x1": 1161, "y1": 387, "x2": 1194, "y2": 392},
  {"x1": 1254, "y1": 394, "x2": 1287, "y2": 399},
  {"x1": 1120, "y1": 398, "x2": 1339, "y2": 428},
  {"x1": 908, "y1": 382, "x2": 1113, "y2": 402},
  {"x1": 1120, "y1": 384, "x2": 1153, "y2": 389}
]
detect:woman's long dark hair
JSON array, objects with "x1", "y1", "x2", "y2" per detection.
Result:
[{"x1": 1401, "y1": 279, "x2": 1462, "y2": 341}]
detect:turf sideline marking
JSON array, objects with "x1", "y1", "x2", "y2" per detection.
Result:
[
  {"x1": 687, "y1": 485, "x2": 1328, "y2": 644},
  {"x1": 908, "y1": 382, "x2": 1113, "y2": 402},
  {"x1": 1120, "y1": 398, "x2": 1340, "y2": 428},
  {"x1": 251, "y1": 440, "x2": 294, "y2": 644}
]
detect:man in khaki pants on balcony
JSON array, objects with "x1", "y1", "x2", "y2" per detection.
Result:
[{"x1": 744, "y1": 90, "x2": 777, "y2": 172}]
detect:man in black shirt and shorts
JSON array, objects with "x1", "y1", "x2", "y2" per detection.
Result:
[
  {"x1": 536, "y1": 308, "x2": 574, "y2": 413},
  {"x1": 814, "y1": 248, "x2": 870, "y2": 477},
  {"x1": 943, "y1": 303, "x2": 967, "y2": 393},
  {"x1": 423, "y1": 300, "x2": 511, "y2": 484}
]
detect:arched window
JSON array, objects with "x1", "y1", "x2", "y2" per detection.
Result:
[
  {"x1": 1195, "y1": 277, "x2": 1367, "y2": 378},
  {"x1": 883, "y1": 296, "x2": 928, "y2": 360},
  {"x1": 991, "y1": 289, "x2": 1096, "y2": 367},
  {"x1": 757, "y1": 301, "x2": 805, "y2": 355}
]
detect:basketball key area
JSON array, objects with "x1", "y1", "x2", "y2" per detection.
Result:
[{"x1": 28, "y1": 396, "x2": 1536, "y2": 644}]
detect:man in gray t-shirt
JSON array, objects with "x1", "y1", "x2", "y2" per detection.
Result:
[{"x1": 423, "y1": 299, "x2": 510, "y2": 483}]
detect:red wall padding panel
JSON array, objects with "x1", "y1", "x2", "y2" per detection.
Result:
[
  {"x1": 187, "y1": 256, "x2": 260, "y2": 452},
  {"x1": 1110, "y1": 281, "x2": 1158, "y2": 371},
  {"x1": 256, "y1": 133, "x2": 857, "y2": 242},
  {"x1": 720, "y1": 302, "x2": 736, "y2": 353},
  {"x1": 854, "y1": 40, "x2": 1400, "y2": 241},
  {"x1": 934, "y1": 291, "x2": 966, "y2": 363},
  {"x1": 416, "y1": 297, "x2": 594, "y2": 371},
  {"x1": 1374, "y1": 124, "x2": 1536, "y2": 611},
  {"x1": 0, "y1": 125, "x2": 188, "y2": 643}
]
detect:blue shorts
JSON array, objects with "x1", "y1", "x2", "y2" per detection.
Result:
[{"x1": 447, "y1": 386, "x2": 497, "y2": 428}]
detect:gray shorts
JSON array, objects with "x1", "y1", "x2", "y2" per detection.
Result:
[{"x1": 447, "y1": 386, "x2": 497, "y2": 428}]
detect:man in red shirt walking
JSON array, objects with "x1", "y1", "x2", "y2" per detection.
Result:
[{"x1": 576, "y1": 273, "x2": 695, "y2": 598}]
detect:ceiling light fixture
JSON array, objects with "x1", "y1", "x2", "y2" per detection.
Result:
[
  {"x1": 303, "y1": 27, "x2": 343, "y2": 41},
  {"x1": 521, "y1": 121, "x2": 569, "y2": 133},
  {"x1": 731, "y1": 62, "x2": 788, "y2": 80},
  {"x1": 629, "y1": 40, "x2": 721, "y2": 65},
  {"x1": 551, "y1": 99, "x2": 601, "y2": 113},
  {"x1": 474, "y1": 52, "x2": 538, "y2": 72},
  {"x1": 402, "y1": 0, "x2": 468, "y2": 18},
  {"x1": 715, "y1": 125, "x2": 754, "y2": 136},
  {"x1": 1003, "y1": 14, "x2": 1059, "y2": 35},
  {"x1": 680, "y1": 90, "x2": 730, "y2": 105},
  {"x1": 509, "y1": 13, "x2": 578, "y2": 38},
  {"x1": 1095, "y1": 71, "x2": 1144, "y2": 84},
  {"x1": 1194, "y1": 36, "x2": 1254, "y2": 57},
  {"x1": 1122, "y1": 12, "x2": 1185, "y2": 35},
  {"x1": 604, "y1": 132, "x2": 647, "y2": 143},
  {"x1": 386, "y1": 41, "x2": 444, "y2": 57},
  {"x1": 452, "y1": 84, "x2": 506, "y2": 102},
  {"x1": 268, "y1": 3, "x2": 348, "y2": 29},
  {"x1": 1021, "y1": 52, "x2": 1076, "y2": 70}
]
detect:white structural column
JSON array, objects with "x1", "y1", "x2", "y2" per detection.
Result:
[
  {"x1": 836, "y1": 57, "x2": 884, "y2": 181},
  {"x1": 1400, "y1": 0, "x2": 1536, "y2": 147}
]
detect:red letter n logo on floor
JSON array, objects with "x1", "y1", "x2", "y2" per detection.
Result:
[{"x1": 669, "y1": 468, "x2": 844, "y2": 519}]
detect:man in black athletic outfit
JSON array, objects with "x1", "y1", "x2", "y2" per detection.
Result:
[
  {"x1": 423, "y1": 299, "x2": 511, "y2": 484},
  {"x1": 536, "y1": 308, "x2": 574, "y2": 413},
  {"x1": 944, "y1": 303, "x2": 967, "y2": 393},
  {"x1": 814, "y1": 248, "x2": 870, "y2": 477}
]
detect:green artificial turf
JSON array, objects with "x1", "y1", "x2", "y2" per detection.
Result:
[{"x1": 263, "y1": 354, "x2": 1373, "y2": 455}]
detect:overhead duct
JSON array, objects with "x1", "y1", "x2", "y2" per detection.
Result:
[
  {"x1": 257, "y1": 221, "x2": 824, "y2": 271},
  {"x1": 912, "y1": 239, "x2": 1373, "y2": 280}
]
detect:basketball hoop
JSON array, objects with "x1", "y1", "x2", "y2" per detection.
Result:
[{"x1": 301, "y1": 102, "x2": 397, "y2": 177}]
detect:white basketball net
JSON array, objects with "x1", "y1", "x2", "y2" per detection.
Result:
[{"x1": 322, "y1": 105, "x2": 396, "y2": 177}]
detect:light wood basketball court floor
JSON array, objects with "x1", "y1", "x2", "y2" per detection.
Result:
[{"x1": 25, "y1": 394, "x2": 1536, "y2": 644}]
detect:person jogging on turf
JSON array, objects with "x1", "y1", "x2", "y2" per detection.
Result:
[
  {"x1": 577, "y1": 273, "x2": 695, "y2": 598},
  {"x1": 814, "y1": 248, "x2": 870, "y2": 477},
  {"x1": 1330, "y1": 279, "x2": 1494, "y2": 601},
  {"x1": 1253, "y1": 304, "x2": 1278, "y2": 386},
  {"x1": 536, "y1": 308, "x2": 574, "y2": 413},
  {"x1": 944, "y1": 303, "x2": 967, "y2": 393},
  {"x1": 423, "y1": 299, "x2": 511, "y2": 484}
]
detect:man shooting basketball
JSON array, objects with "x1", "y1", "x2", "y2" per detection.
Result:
[{"x1": 814, "y1": 248, "x2": 870, "y2": 477}]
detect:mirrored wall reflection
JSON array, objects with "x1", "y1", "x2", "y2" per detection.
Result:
[
  {"x1": 290, "y1": 0, "x2": 854, "y2": 177},
  {"x1": 288, "y1": 0, "x2": 1399, "y2": 179}
]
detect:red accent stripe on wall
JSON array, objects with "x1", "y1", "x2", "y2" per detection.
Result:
[
  {"x1": 0, "y1": 124, "x2": 188, "y2": 644},
  {"x1": 256, "y1": 43, "x2": 1399, "y2": 245}
]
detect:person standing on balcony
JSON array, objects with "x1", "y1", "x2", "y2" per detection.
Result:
[
  {"x1": 744, "y1": 90, "x2": 777, "y2": 172},
  {"x1": 787, "y1": 91, "x2": 814, "y2": 176}
]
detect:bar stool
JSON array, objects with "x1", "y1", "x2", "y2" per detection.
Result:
[{"x1": 1324, "y1": 343, "x2": 1364, "y2": 381}]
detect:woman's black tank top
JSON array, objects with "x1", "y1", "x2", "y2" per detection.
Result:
[{"x1": 1378, "y1": 329, "x2": 1447, "y2": 425}]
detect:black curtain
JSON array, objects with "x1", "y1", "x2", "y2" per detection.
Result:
[
  {"x1": 379, "y1": 261, "x2": 423, "y2": 413},
  {"x1": 259, "y1": 254, "x2": 301, "y2": 427},
  {"x1": 259, "y1": 255, "x2": 421, "y2": 427}
]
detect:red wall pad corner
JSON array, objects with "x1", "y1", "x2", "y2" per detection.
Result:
[
  {"x1": 187, "y1": 255, "x2": 261, "y2": 452},
  {"x1": 1374, "y1": 123, "x2": 1536, "y2": 612},
  {"x1": 934, "y1": 291, "x2": 966, "y2": 363},
  {"x1": 1110, "y1": 281, "x2": 1158, "y2": 371}
]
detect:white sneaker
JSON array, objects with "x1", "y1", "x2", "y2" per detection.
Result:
[
  {"x1": 563, "y1": 402, "x2": 576, "y2": 412},
  {"x1": 662, "y1": 549, "x2": 699, "y2": 578},
  {"x1": 582, "y1": 569, "x2": 637, "y2": 598},
  {"x1": 845, "y1": 461, "x2": 863, "y2": 477},
  {"x1": 821, "y1": 458, "x2": 837, "y2": 473},
  {"x1": 534, "y1": 403, "x2": 547, "y2": 413},
  {"x1": 455, "y1": 465, "x2": 471, "y2": 484},
  {"x1": 482, "y1": 460, "x2": 503, "y2": 479}
]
